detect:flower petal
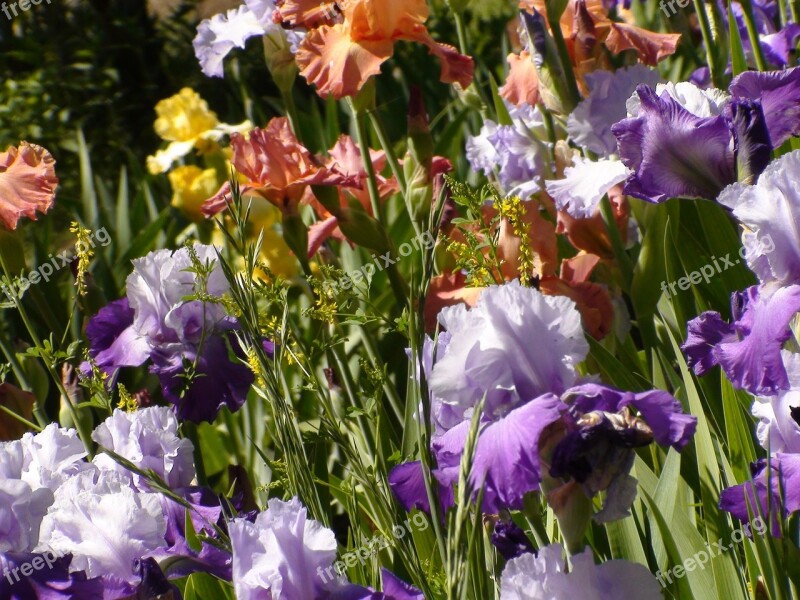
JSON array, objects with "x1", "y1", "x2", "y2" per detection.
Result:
[
  {"x1": 0, "y1": 142, "x2": 58, "y2": 230},
  {"x1": 545, "y1": 157, "x2": 630, "y2": 218},
  {"x1": 296, "y1": 24, "x2": 394, "y2": 99},
  {"x1": 730, "y1": 66, "x2": 800, "y2": 147},
  {"x1": 612, "y1": 85, "x2": 735, "y2": 202}
]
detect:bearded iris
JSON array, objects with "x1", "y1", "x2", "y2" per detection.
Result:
[
  {"x1": 84, "y1": 245, "x2": 253, "y2": 423},
  {"x1": 390, "y1": 281, "x2": 696, "y2": 521}
]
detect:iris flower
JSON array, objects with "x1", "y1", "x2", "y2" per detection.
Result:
[
  {"x1": 0, "y1": 142, "x2": 58, "y2": 230},
  {"x1": 291, "y1": 0, "x2": 474, "y2": 99}
]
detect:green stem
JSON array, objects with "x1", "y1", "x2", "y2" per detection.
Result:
[
  {"x1": 351, "y1": 103, "x2": 409, "y2": 306},
  {"x1": 450, "y1": 7, "x2": 469, "y2": 55},
  {"x1": 693, "y1": 0, "x2": 723, "y2": 88},
  {"x1": 778, "y1": 0, "x2": 789, "y2": 26},
  {"x1": 0, "y1": 404, "x2": 42, "y2": 432},
  {"x1": 740, "y1": 0, "x2": 768, "y2": 70},
  {"x1": 281, "y1": 87, "x2": 301, "y2": 137},
  {"x1": 367, "y1": 111, "x2": 407, "y2": 197},
  {"x1": 547, "y1": 15, "x2": 581, "y2": 109},
  {"x1": 0, "y1": 252, "x2": 93, "y2": 453}
]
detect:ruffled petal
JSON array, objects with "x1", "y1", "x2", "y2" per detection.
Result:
[
  {"x1": 296, "y1": 24, "x2": 394, "y2": 99},
  {"x1": 193, "y1": 6, "x2": 265, "y2": 78},
  {"x1": 433, "y1": 394, "x2": 566, "y2": 513},
  {"x1": 0, "y1": 142, "x2": 58, "y2": 230},
  {"x1": 612, "y1": 85, "x2": 735, "y2": 202},
  {"x1": 730, "y1": 67, "x2": 800, "y2": 147},
  {"x1": 713, "y1": 285, "x2": 800, "y2": 395},
  {"x1": 545, "y1": 157, "x2": 630, "y2": 218}
]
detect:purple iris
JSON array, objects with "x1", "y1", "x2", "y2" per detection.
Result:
[
  {"x1": 390, "y1": 282, "x2": 696, "y2": 518},
  {"x1": 729, "y1": 68, "x2": 800, "y2": 147},
  {"x1": 465, "y1": 104, "x2": 549, "y2": 199},
  {"x1": 720, "y1": 453, "x2": 800, "y2": 535},
  {"x1": 390, "y1": 383, "x2": 696, "y2": 517},
  {"x1": 0, "y1": 552, "x2": 183, "y2": 600},
  {"x1": 612, "y1": 85, "x2": 771, "y2": 203},
  {"x1": 724, "y1": 0, "x2": 800, "y2": 68},
  {"x1": 85, "y1": 245, "x2": 253, "y2": 423},
  {"x1": 683, "y1": 285, "x2": 800, "y2": 395}
]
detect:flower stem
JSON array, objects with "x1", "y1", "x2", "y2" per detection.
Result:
[
  {"x1": 739, "y1": 0, "x2": 768, "y2": 70},
  {"x1": 692, "y1": 0, "x2": 723, "y2": 88}
]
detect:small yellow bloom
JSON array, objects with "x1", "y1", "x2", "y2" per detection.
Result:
[{"x1": 168, "y1": 166, "x2": 221, "y2": 222}]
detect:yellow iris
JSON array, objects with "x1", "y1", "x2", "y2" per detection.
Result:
[
  {"x1": 168, "y1": 166, "x2": 221, "y2": 222},
  {"x1": 146, "y1": 88, "x2": 252, "y2": 175},
  {"x1": 154, "y1": 88, "x2": 220, "y2": 143}
]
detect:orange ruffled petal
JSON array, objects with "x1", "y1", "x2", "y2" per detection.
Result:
[
  {"x1": 296, "y1": 24, "x2": 394, "y2": 99},
  {"x1": 296, "y1": 0, "x2": 473, "y2": 99},
  {"x1": 0, "y1": 142, "x2": 58, "y2": 230}
]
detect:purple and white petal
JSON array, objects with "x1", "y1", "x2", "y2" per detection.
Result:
[
  {"x1": 429, "y1": 281, "x2": 588, "y2": 428},
  {"x1": 545, "y1": 157, "x2": 630, "y2": 218},
  {"x1": 91, "y1": 407, "x2": 196, "y2": 490},
  {"x1": 36, "y1": 470, "x2": 167, "y2": 582},
  {"x1": 567, "y1": 64, "x2": 662, "y2": 157},
  {"x1": 499, "y1": 543, "x2": 662, "y2": 599},
  {"x1": 719, "y1": 151, "x2": 800, "y2": 287},
  {"x1": 193, "y1": 6, "x2": 265, "y2": 78},
  {"x1": 613, "y1": 85, "x2": 736, "y2": 203},
  {"x1": 229, "y1": 497, "x2": 340, "y2": 599}
]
